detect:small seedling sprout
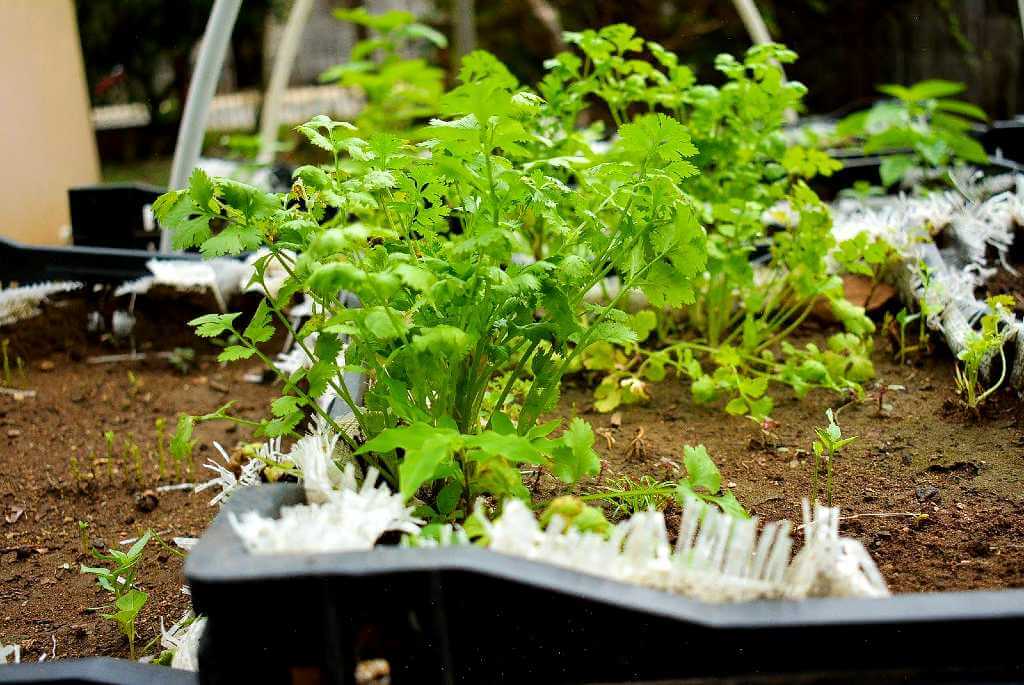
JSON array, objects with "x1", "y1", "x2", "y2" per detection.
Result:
[
  {"x1": 811, "y1": 409, "x2": 857, "y2": 507},
  {"x1": 0, "y1": 339, "x2": 10, "y2": 386},
  {"x1": 77, "y1": 521, "x2": 90, "y2": 555},
  {"x1": 154, "y1": 418, "x2": 167, "y2": 480},
  {"x1": 129, "y1": 441, "x2": 144, "y2": 486},
  {"x1": 80, "y1": 530, "x2": 153, "y2": 660},
  {"x1": 954, "y1": 295, "x2": 1013, "y2": 411}
]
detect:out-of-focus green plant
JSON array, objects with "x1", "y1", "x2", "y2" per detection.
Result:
[
  {"x1": 837, "y1": 79, "x2": 988, "y2": 187},
  {"x1": 320, "y1": 7, "x2": 447, "y2": 135}
]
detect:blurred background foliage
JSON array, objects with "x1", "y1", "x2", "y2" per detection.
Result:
[{"x1": 74, "y1": 0, "x2": 1024, "y2": 173}]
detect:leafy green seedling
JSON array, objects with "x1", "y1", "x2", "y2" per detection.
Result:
[
  {"x1": 167, "y1": 347, "x2": 195, "y2": 375},
  {"x1": 893, "y1": 308, "x2": 920, "y2": 364},
  {"x1": 674, "y1": 445, "x2": 747, "y2": 518},
  {"x1": 811, "y1": 409, "x2": 857, "y2": 507},
  {"x1": 321, "y1": 7, "x2": 447, "y2": 134},
  {"x1": 170, "y1": 414, "x2": 196, "y2": 481},
  {"x1": 103, "y1": 430, "x2": 116, "y2": 470},
  {"x1": 80, "y1": 530, "x2": 152, "y2": 660},
  {"x1": 834, "y1": 232, "x2": 898, "y2": 307},
  {"x1": 103, "y1": 590, "x2": 148, "y2": 660},
  {"x1": 128, "y1": 441, "x2": 144, "y2": 486},
  {"x1": 954, "y1": 295, "x2": 1013, "y2": 411}
]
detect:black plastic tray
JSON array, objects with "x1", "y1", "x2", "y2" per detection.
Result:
[
  {"x1": 0, "y1": 236, "x2": 201, "y2": 287},
  {"x1": 185, "y1": 484, "x2": 1024, "y2": 685},
  {"x1": 809, "y1": 153, "x2": 1024, "y2": 200},
  {"x1": 0, "y1": 657, "x2": 196, "y2": 684}
]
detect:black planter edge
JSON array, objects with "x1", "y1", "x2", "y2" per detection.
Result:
[
  {"x1": 0, "y1": 657, "x2": 197, "y2": 684},
  {"x1": 185, "y1": 483, "x2": 1024, "y2": 631},
  {"x1": 0, "y1": 236, "x2": 204, "y2": 286}
]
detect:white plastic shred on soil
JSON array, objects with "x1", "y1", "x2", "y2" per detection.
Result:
[
  {"x1": 831, "y1": 169, "x2": 1024, "y2": 387},
  {"x1": 5, "y1": 165, "x2": 1021, "y2": 669},
  {"x1": 0, "y1": 281, "x2": 82, "y2": 327}
]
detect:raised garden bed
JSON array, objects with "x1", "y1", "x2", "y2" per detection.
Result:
[{"x1": 5, "y1": 19, "x2": 1024, "y2": 685}]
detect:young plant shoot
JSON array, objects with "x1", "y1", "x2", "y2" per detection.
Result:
[
  {"x1": 954, "y1": 295, "x2": 1013, "y2": 411},
  {"x1": 80, "y1": 531, "x2": 153, "y2": 660},
  {"x1": 811, "y1": 409, "x2": 856, "y2": 507}
]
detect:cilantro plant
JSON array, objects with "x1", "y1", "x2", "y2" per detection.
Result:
[
  {"x1": 833, "y1": 232, "x2": 898, "y2": 304},
  {"x1": 80, "y1": 531, "x2": 152, "y2": 660},
  {"x1": 155, "y1": 47, "x2": 707, "y2": 520},
  {"x1": 674, "y1": 444, "x2": 746, "y2": 518},
  {"x1": 836, "y1": 79, "x2": 989, "y2": 187},
  {"x1": 954, "y1": 295, "x2": 1013, "y2": 411},
  {"x1": 320, "y1": 8, "x2": 447, "y2": 135},
  {"x1": 537, "y1": 28, "x2": 873, "y2": 421}
]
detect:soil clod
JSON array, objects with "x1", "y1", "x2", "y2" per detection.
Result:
[{"x1": 134, "y1": 490, "x2": 159, "y2": 513}]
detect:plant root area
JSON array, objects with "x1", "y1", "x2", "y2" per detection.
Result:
[
  {"x1": 0, "y1": 302, "x2": 279, "y2": 661},
  {"x1": 546, "y1": 333, "x2": 1024, "y2": 596}
]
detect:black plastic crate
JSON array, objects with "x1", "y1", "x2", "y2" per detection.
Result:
[
  {"x1": 185, "y1": 484, "x2": 1024, "y2": 685},
  {"x1": 981, "y1": 120, "x2": 1024, "y2": 164},
  {"x1": 68, "y1": 184, "x2": 166, "y2": 251}
]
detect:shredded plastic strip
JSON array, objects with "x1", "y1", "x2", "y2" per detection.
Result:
[{"x1": 0, "y1": 282, "x2": 82, "y2": 326}]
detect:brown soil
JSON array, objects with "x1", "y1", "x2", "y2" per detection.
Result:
[
  {"x1": 548, "y1": 338, "x2": 1024, "y2": 595},
  {"x1": 987, "y1": 265, "x2": 1024, "y2": 314},
  {"x1": 0, "y1": 302, "x2": 280, "y2": 661}
]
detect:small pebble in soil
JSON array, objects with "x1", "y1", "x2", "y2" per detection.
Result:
[
  {"x1": 915, "y1": 485, "x2": 940, "y2": 503},
  {"x1": 37, "y1": 360, "x2": 54, "y2": 372},
  {"x1": 901, "y1": 453, "x2": 913, "y2": 466},
  {"x1": 6, "y1": 429, "x2": 20, "y2": 438},
  {"x1": 134, "y1": 490, "x2": 159, "y2": 513}
]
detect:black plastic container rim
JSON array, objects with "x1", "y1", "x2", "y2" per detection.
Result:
[
  {"x1": 186, "y1": 483, "x2": 1024, "y2": 632},
  {"x1": 0, "y1": 657, "x2": 197, "y2": 684}
]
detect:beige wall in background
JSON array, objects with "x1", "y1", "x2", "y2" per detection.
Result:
[{"x1": 0, "y1": 0, "x2": 99, "y2": 245}]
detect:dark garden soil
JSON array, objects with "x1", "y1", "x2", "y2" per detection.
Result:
[
  {"x1": 0, "y1": 297, "x2": 279, "y2": 661},
  {"x1": 2, "y1": 298, "x2": 1023, "y2": 662}
]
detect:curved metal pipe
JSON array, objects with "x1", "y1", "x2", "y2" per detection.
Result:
[
  {"x1": 257, "y1": 0, "x2": 316, "y2": 166},
  {"x1": 162, "y1": 0, "x2": 243, "y2": 251}
]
